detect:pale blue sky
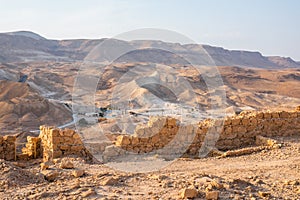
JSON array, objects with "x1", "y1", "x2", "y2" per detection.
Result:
[{"x1": 0, "y1": 0, "x2": 300, "y2": 60}]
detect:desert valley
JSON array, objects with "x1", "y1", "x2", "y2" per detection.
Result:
[{"x1": 0, "y1": 31, "x2": 300, "y2": 199}]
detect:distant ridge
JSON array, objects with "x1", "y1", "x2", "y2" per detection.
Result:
[
  {"x1": 0, "y1": 31, "x2": 299, "y2": 69},
  {"x1": 4, "y1": 31, "x2": 46, "y2": 40}
]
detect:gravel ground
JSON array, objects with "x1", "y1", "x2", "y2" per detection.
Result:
[{"x1": 0, "y1": 136, "x2": 299, "y2": 200}]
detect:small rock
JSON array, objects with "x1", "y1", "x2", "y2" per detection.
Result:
[
  {"x1": 40, "y1": 161, "x2": 52, "y2": 170},
  {"x1": 81, "y1": 188, "x2": 96, "y2": 197},
  {"x1": 255, "y1": 179, "x2": 264, "y2": 185},
  {"x1": 100, "y1": 177, "x2": 119, "y2": 186},
  {"x1": 181, "y1": 188, "x2": 198, "y2": 199},
  {"x1": 53, "y1": 158, "x2": 61, "y2": 164},
  {"x1": 210, "y1": 180, "x2": 223, "y2": 189},
  {"x1": 72, "y1": 169, "x2": 85, "y2": 178},
  {"x1": 206, "y1": 191, "x2": 219, "y2": 200},
  {"x1": 59, "y1": 158, "x2": 74, "y2": 169},
  {"x1": 258, "y1": 191, "x2": 270, "y2": 198},
  {"x1": 41, "y1": 170, "x2": 59, "y2": 182},
  {"x1": 195, "y1": 177, "x2": 213, "y2": 187},
  {"x1": 12, "y1": 162, "x2": 27, "y2": 168}
]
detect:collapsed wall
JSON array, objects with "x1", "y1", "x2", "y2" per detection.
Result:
[{"x1": 111, "y1": 109, "x2": 300, "y2": 159}]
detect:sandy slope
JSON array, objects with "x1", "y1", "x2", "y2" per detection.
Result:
[{"x1": 0, "y1": 80, "x2": 72, "y2": 133}]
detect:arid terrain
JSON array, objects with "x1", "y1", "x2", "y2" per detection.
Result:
[
  {"x1": 0, "y1": 31, "x2": 299, "y2": 199},
  {"x1": 0, "y1": 135, "x2": 299, "y2": 199},
  {"x1": 1, "y1": 61, "x2": 300, "y2": 133}
]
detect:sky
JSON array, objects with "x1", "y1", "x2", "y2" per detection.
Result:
[{"x1": 0, "y1": 0, "x2": 300, "y2": 60}]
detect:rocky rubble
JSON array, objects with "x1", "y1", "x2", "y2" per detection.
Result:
[
  {"x1": 0, "y1": 108, "x2": 299, "y2": 198},
  {"x1": 0, "y1": 137, "x2": 299, "y2": 199}
]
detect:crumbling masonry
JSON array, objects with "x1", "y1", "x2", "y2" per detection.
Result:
[{"x1": 0, "y1": 107, "x2": 299, "y2": 162}]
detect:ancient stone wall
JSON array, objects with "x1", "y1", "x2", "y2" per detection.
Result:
[
  {"x1": 111, "y1": 109, "x2": 300, "y2": 158},
  {"x1": 1, "y1": 126, "x2": 91, "y2": 161},
  {"x1": 21, "y1": 136, "x2": 42, "y2": 159},
  {"x1": 0, "y1": 135, "x2": 16, "y2": 161},
  {"x1": 214, "y1": 110, "x2": 300, "y2": 150},
  {"x1": 115, "y1": 117, "x2": 179, "y2": 153},
  {"x1": 0, "y1": 108, "x2": 299, "y2": 162},
  {"x1": 39, "y1": 126, "x2": 89, "y2": 162}
]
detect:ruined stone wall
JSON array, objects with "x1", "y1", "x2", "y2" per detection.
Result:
[
  {"x1": 22, "y1": 136, "x2": 42, "y2": 159},
  {"x1": 115, "y1": 117, "x2": 179, "y2": 153},
  {"x1": 112, "y1": 109, "x2": 300, "y2": 158},
  {"x1": 1, "y1": 109, "x2": 299, "y2": 161},
  {"x1": 0, "y1": 135, "x2": 16, "y2": 161},
  {"x1": 1, "y1": 127, "x2": 91, "y2": 161},
  {"x1": 39, "y1": 126, "x2": 89, "y2": 161},
  {"x1": 214, "y1": 110, "x2": 300, "y2": 150}
]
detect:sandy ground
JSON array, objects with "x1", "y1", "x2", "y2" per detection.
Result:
[{"x1": 0, "y1": 136, "x2": 299, "y2": 200}]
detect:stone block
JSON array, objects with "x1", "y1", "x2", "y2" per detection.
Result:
[
  {"x1": 73, "y1": 133, "x2": 81, "y2": 140},
  {"x1": 151, "y1": 134, "x2": 160, "y2": 144},
  {"x1": 50, "y1": 129, "x2": 60, "y2": 137},
  {"x1": 63, "y1": 129, "x2": 75, "y2": 137},
  {"x1": 72, "y1": 169, "x2": 85, "y2": 177},
  {"x1": 59, "y1": 144, "x2": 70, "y2": 151},
  {"x1": 115, "y1": 135, "x2": 131, "y2": 147},
  {"x1": 131, "y1": 137, "x2": 139, "y2": 146},
  {"x1": 272, "y1": 112, "x2": 280, "y2": 118},
  {"x1": 181, "y1": 188, "x2": 198, "y2": 199},
  {"x1": 71, "y1": 145, "x2": 84, "y2": 152},
  {"x1": 206, "y1": 191, "x2": 219, "y2": 200},
  {"x1": 231, "y1": 118, "x2": 241, "y2": 126},
  {"x1": 224, "y1": 118, "x2": 231, "y2": 126},
  {"x1": 264, "y1": 112, "x2": 272, "y2": 119},
  {"x1": 256, "y1": 112, "x2": 264, "y2": 119},
  {"x1": 241, "y1": 118, "x2": 250, "y2": 126},
  {"x1": 279, "y1": 111, "x2": 289, "y2": 118}
]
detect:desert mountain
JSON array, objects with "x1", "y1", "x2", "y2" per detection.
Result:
[
  {"x1": 95, "y1": 63, "x2": 300, "y2": 110},
  {"x1": 0, "y1": 31, "x2": 299, "y2": 132},
  {"x1": 0, "y1": 31, "x2": 299, "y2": 69},
  {"x1": 0, "y1": 80, "x2": 72, "y2": 133}
]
